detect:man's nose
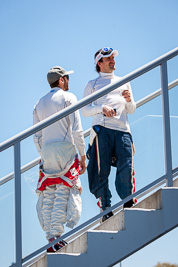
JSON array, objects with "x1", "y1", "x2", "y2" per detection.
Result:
[{"x1": 110, "y1": 58, "x2": 115, "y2": 63}]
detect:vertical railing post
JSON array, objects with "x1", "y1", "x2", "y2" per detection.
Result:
[
  {"x1": 14, "y1": 142, "x2": 22, "y2": 267},
  {"x1": 160, "y1": 61, "x2": 173, "y2": 187}
]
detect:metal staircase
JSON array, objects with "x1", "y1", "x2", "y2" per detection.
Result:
[
  {"x1": 0, "y1": 47, "x2": 177, "y2": 267},
  {"x1": 29, "y1": 178, "x2": 178, "y2": 267}
]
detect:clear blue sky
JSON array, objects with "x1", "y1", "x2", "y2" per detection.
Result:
[{"x1": 0, "y1": 0, "x2": 178, "y2": 266}]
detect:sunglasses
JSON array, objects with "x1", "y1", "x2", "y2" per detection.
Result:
[
  {"x1": 100, "y1": 47, "x2": 113, "y2": 55},
  {"x1": 63, "y1": 75, "x2": 69, "y2": 81}
]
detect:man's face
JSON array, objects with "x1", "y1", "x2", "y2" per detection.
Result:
[{"x1": 98, "y1": 55, "x2": 116, "y2": 73}]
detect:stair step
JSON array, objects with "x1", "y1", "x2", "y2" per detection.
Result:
[
  {"x1": 57, "y1": 232, "x2": 88, "y2": 254},
  {"x1": 57, "y1": 188, "x2": 162, "y2": 255},
  {"x1": 173, "y1": 177, "x2": 178, "y2": 187},
  {"x1": 134, "y1": 188, "x2": 162, "y2": 209},
  {"x1": 94, "y1": 210, "x2": 125, "y2": 231}
]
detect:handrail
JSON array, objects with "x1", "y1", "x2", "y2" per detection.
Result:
[
  {"x1": 136, "y1": 79, "x2": 178, "y2": 107},
  {"x1": 0, "y1": 78, "x2": 177, "y2": 186},
  {"x1": 0, "y1": 47, "x2": 177, "y2": 152}
]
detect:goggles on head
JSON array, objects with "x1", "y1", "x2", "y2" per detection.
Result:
[
  {"x1": 100, "y1": 47, "x2": 114, "y2": 55},
  {"x1": 95, "y1": 47, "x2": 118, "y2": 64}
]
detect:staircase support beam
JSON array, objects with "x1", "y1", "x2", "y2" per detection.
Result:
[{"x1": 160, "y1": 62, "x2": 173, "y2": 187}]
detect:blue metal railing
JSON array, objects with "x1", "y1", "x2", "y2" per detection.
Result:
[{"x1": 0, "y1": 47, "x2": 177, "y2": 267}]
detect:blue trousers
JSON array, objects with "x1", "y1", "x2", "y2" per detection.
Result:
[{"x1": 87, "y1": 126, "x2": 135, "y2": 210}]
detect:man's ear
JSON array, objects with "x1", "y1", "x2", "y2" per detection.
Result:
[
  {"x1": 59, "y1": 78, "x2": 64, "y2": 86},
  {"x1": 97, "y1": 61, "x2": 102, "y2": 68}
]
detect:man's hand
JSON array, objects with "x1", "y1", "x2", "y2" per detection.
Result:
[
  {"x1": 122, "y1": 90, "x2": 131, "y2": 102},
  {"x1": 79, "y1": 155, "x2": 87, "y2": 175},
  {"x1": 102, "y1": 105, "x2": 116, "y2": 117}
]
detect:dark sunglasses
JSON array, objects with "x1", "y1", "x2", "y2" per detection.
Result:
[
  {"x1": 100, "y1": 47, "x2": 113, "y2": 55},
  {"x1": 63, "y1": 75, "x2": 69, "y2": 81}
]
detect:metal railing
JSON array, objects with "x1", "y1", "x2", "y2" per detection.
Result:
[
  {"x1": 1, "y1": 78, "x2": 178, "y2": 187},
  {"x1": 0, "y1": 47, "x2": 177, "y2": 267}
]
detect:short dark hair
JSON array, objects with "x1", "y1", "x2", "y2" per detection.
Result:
[
  {"x1": 50, "y1": 79, "x2": 60, "y2": 88},
  {"x1": 94, "y1": 49, "x2": 103, "y2": 73}
]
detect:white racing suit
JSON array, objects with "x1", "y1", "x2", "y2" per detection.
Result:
[{"x1": 36, "y1": 141, "x2": 82, "y2": 240}]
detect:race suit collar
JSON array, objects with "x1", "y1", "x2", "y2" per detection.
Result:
[
  {"x1": 99, "y1": 72, "x2": 115, "y2": 78},
  {"x1": 50, "y1": 87, "x2": 62, "y2": 93}
]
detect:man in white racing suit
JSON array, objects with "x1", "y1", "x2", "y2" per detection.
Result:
[{"x1": 33, "y1": 66, "x2": 86, "y2": 252}]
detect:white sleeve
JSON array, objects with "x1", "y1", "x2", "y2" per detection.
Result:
[
  {"x1": 33, "y1": 106, "x2": 42, "y2": 155},
  {"x1": 67, "y1": 94, "x2": 86, "y2": 157},
  {"x1": 125, "y1": 83, "x2": 136, "y2": 114},
  {"x1": 81, "y1": 82, "x2": 103, "y2": 117}
]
